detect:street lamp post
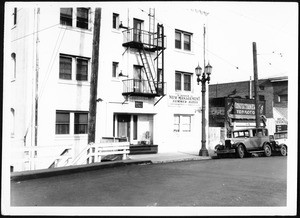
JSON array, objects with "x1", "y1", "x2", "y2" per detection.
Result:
[{"x1": 196, "y1": 62, "x2": 212, "y2": 156}]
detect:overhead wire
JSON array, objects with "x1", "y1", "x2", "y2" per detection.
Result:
[
  {"x1": 138, "y1": 7, "x2": 241, "y2": 71},
  {"x1": 138, "y1": 6, "x2": 288, "y2": 79},
  {"x1": 11, "y1": 8, "x2": 94, "y2": 42}
]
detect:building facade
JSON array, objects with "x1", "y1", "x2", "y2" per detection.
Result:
[
  {"x1": 5, "y1": 3, "x2": 208, "y2": 171},
  {"x1": 208, "y1": 77, "x2": 288, "y2": 146}
]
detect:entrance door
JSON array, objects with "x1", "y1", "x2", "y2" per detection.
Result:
[
  {"x1": 133, "y1": 18, "x2": 143, "y2": 42},
  {"x1": 117, "y1": 114, "x2": 131, "y2": 141}
]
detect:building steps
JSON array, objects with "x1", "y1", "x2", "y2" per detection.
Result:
[{"x1": 129, "y1": 144, "x2": 158, "y2": 155}]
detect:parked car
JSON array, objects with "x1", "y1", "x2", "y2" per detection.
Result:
[
  {"x1": 215, "y1": 127, "x2": 272, "y2": 158},
  {"x1": 269, "y1": 131, "x2": 288, "y2": 156}
]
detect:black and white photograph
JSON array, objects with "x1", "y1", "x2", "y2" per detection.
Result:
[{"x1": 2, "y1": 1, "x2": 298, "y2": 216}]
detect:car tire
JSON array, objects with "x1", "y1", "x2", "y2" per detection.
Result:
[
  {"x1": 236, "y1": 144, "x2": 245, "y2": 158},
  {"x1": 280, "y1": 145, "x2": 287, "y2": 156},
  {"x1": 263, "y1": 144, "x2": 272, "y2": 157}
]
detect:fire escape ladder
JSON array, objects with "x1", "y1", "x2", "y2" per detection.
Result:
[{"x1": 139, "y1": 45, "x2": 157, "y2": 94}]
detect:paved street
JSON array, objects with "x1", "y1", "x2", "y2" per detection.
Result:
[{"x1": 11, "y1": 156, "x2": 287, "y2": 207}]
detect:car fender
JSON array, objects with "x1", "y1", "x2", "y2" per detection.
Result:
[
  {"x1": 234, "y1": 142, "x2": 245, "y2": 151},
  {"x1": 279, "y1": 143, "x2": 287, "y2": 150},
  {"x1": 262, "y1": 141, "x2": 272, "y2": 150}
]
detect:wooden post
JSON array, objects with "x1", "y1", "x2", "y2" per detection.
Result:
[
  {"x1": 88, "y1": 8, "x2": 101, "y2": 144},
  {"x1": 252, "y1": 42, "x2": 260, "y2": 128}
]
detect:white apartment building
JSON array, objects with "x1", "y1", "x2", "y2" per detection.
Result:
[{"x1": 5, "y1": 2, "x2": 210, "y2": 171}]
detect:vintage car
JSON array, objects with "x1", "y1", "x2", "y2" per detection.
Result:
[
  {"x1": 214, "y1": 127, "x2": 272, "y2": 158},
  {"x1": 269, "y1": 131, "x2": 288, "y2": 156}
]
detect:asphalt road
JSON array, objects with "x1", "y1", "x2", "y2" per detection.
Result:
[{"x1": 11, "y1": 156, "x2": 287, "y2": 207}]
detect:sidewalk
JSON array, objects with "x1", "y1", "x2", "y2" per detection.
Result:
[
  {"x1": 11, "y1": 151, "x2": 212, "y2": 181},
  {"x1": 128, "y1": 151, "x2": 211, "y2": 163}
]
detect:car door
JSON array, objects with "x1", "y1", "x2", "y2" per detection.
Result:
[{"x1": 248, "y1": 129, "x2": 262, "y2": 151}]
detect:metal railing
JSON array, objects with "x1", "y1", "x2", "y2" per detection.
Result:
[
  {"x1": 122, "y1": 79, "x2": 165, "y2": 96},
  {"x1": 122, "y1": 28, "x2": 166, "y2": 49}
]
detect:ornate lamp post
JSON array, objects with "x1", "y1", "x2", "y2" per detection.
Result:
[{"x1": 195, "y1": 62, "x2": 212, "y2": 156}]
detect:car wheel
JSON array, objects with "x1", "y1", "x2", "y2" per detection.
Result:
[
  {"x1": 280, "y1": 145, "x2": 287, "y2": 156},
  {"x1": 263, "y1": 144, "x2": 272, "y2": 157},
  {"x1": 236, "y1": 145, "x2": 245, "y2": 158}
]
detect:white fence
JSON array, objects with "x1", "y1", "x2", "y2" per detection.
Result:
[{"x1": 11, "y1": 142, "x2": 130, "y2": 172}]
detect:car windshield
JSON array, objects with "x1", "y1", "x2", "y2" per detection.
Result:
[
  {"x1": 274, "y1": 132, "x2": 287, "y2": 139},
  {"x1": 233, "y1": 130, "x2": 249, "y2": 138}
]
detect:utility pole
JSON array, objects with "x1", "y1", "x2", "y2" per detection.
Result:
[
  {"x1": 88, "y1": 8, "x2": 101, "y2": 144},
  {"x1": 252, "y1": 42, "x2": 260, "y2": 128},
  {"x1": 34, "y1": 8, "x2": 40, "y2": 148}
]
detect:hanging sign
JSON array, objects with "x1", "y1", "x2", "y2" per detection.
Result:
[{"x1": 168, "y1": 93, "x2": 201, "y2": 106}]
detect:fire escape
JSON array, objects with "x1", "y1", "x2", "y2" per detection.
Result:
[{"x1": 121, "y1": 22, "x2": 166, "y2": 99}]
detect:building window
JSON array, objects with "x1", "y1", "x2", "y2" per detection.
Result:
[
  {"x1": 76, "y1": 8, "x2": 89, "y2": 29},
  {"x1": 112, "y1": 13, "x2": 119, "y2": 29},
  {"x1": 76, "y1": 58, "x2": 88, "y2": 81},
  {"x1": 259, "y1": 95, "x2": 265, "y2": 101},
  {"x1": 181, "y1": 116, "x2": 191, "y2": 132},
  {"x1": 59, "y1": 54, "x2": 90, "y2": 81},
  {"x1": 175, "y1": 71, "x2": 192, "y2": 91},
  {"x1": 112, "y1": 62, "x2": 118, "y2": 77},
  {"x1": 174, "y1": 115, "x2": 192, "y2": 132},
  {"x1": 175, "y1": 31, "x2": 181, "y2": 49},
  {"x1": 74, "y1": 113, "x2": 88, "y2": 134},
  {"x1": 175, "y1": 72, "x2": 182, "y2": 91},
  {"x1": 175, "y1": 30, "x2": 192, "y2": 51},
  {"x1": 183, "y1": 74, "x2": 191, "y2": 91},
  {"x1": 11, "y1": 53, "x2": 16, "y2": 80},
  {"x1": 11, "y1": 108, "x2": 15, "y2": 137},
  {"x1": 174, "y1": 115, "x2": 180, "y2": 132},
  {"x1": 60, "y1": 8, "x2": 73, "y2": 26},
  {"x1": 278, "y1": 94, "x2": 287, "y2": 102},
  {"x1": 59, "y1": 55, "x2": 72, "y2": 80},
  {"x1": 56, "y1": 112, "x2": 70, "y2": 134},
  {"x1": 184, "y1": 34, "x2": 191, "y2": 51},
  {"x1": 13, "y1": 8, "x2": 17, "y2": 25}
]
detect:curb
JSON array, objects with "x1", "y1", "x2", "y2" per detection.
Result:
[
  {"x1": 10, "y1": 160, "x2": 152, "y2": 182},
  {"x1": 152, "y1": 157, "x2": 211, "y2": 164},
  {"x1": 10, "y1": 156, "x2": 212, "y2": 182}
]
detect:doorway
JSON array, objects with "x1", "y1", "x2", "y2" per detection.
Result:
[
  {"x1": 117, "y1": 114, "x2": 131, "y2": 141},
  {"x1": 133, "y1": 18, "x2": 143, "y2": 42}
]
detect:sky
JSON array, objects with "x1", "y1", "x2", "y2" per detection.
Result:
[{"x1": 185, "y1": 1, "x2": 298, "y2": 84}]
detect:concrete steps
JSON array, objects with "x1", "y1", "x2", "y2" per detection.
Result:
[{"x1": 129, "y1": 144, "x2": 158, "y2": 155}]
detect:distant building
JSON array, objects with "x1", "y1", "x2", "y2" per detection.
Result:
[
  {"x1": 6, "y1": 4, "x2": 209, "y2": 171},
  {"x1": 208, "y1": 76, "x2": 288, "y2": 145}
]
